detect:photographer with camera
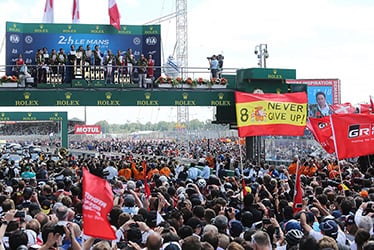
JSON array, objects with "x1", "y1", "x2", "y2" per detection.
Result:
[{"x1": 207, "y1": 55, "x2": 219, "y2": 80}]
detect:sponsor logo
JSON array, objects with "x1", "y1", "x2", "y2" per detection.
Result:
[
  {"x1": 133, "y1": 37, "x2": 141, "y2": 45},
  {"x1": 267, "y1": 69, "x2": 283, "y2": 79},
  {"x1": 25, "y1": 50, "x2": 34, "y2": 54},
  {"x1": 15, "y1": 92, "x2": 39, "y2": 106},
  {"x1": 318, "y1": 122, "x2": 328, "y2": 129},
  {"x1": 136, "y1": 92, "x2": 159, "y2": 106},
  {"x1": 118, "y1": 26, "x2": 132, "y2": 34},
  {"x1": 74, "y1": 125, "x2": 101, "y2": 134},
  {"x1": 62, "y1": 25, "x2": 77, "y2": 33},
  {"x1": 12, "y1": 49, "x2": 17, "y2": 54},
  {"x1": 144, "y1": 26, "x2": 159, "y2": 34},
  {"x1": 348, "y1": 124, "x2": 374, "y2": 138},
  {"x1": 145, "y1": 36, "x2": 157, "y2": 45},
  {"x1": 0, "y1": 113, "x2": 10, "y2": 121},
  {"x1": 210, "y1": 93, "x2": 231, "y2": 106},
  {"x1": 25, "y1": 35, "x2": 33, "y2": 44},
  {"x1": 9, "y1": 34, "x2": 20, "y2": 44},
  {"x1": 34, "y1": 25, "x2": 48, "y2": 33},
  {"x1": 8, "y1": 23, "x2": 20, "y2": 32}
]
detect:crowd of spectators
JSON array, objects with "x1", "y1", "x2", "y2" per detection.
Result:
[
  {"x1": 0, "y1": 137, "x2": 374, "y2": 250},
  {"x1": 0, "y1": 123, "x2": 58, "y2": 136}
]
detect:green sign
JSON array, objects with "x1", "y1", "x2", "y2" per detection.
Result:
[
  {"x1": 237, "y1": 68, "x2": 296, "y2": 80},
  {"x1": 0, "y1": 90, "x2": 234, "y2": 107},
  {"x1": 0, "y1": 112, "x2": 68, "y2": 148},
  {"x1": 6, "y1": 22, "x2": 160, "y2": 35}
]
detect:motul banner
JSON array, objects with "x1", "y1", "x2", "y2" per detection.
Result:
[{"x1": 74, "y1": 125, "x2": 101, "y2": 134}]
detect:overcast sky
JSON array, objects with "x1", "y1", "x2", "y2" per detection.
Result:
[{"x1": 0, "y1": 0, "x2": 373, "y2": 124}]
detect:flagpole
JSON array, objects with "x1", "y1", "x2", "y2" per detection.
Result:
[
  {"x1": 329, "y1": 115, "x2": 345, "y2": 196},
  {"x1": 239, "y1": 137, "x2": 244, "y2": 193}
]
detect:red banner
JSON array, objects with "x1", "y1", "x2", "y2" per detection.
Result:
[
  {"x1": 331, "y1": 114, "x2": 374, "y2": 159},
  {"x1": 74, "y1": 125, "x2": 101, "y2": 134},
  {"x1": 235, "y1": 91, "x2": 308, "y2": 137},
  {"x1": 308, "y1": 117, "x2": 335, "y2": 154},
  {"x1": 82, "y1": 168, "x2": 116, "y2": 240}
]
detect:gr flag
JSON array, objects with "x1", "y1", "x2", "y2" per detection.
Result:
[
  {"x1": 235, "y1": 91, "x2": 307, "y2": 137},
  {"x1": 308, "y1": 117, "x2": 335, "y2": 154},
  {"x1": 293, "y1": 162, "x2": 303, "y2": 214},
  {"x1": 331, "y1": 113, "x2": 374, "y2": 160},
  {"x1": 82, "y1": 168, "x2": 116, "y2": 240}
]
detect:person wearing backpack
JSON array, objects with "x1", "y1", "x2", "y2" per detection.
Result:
[{"x1": 4, "y1": 160, "x2": 20, "y2": 185}]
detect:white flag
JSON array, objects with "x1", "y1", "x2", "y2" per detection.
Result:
[
  {"x1": 72, "y1": 0, "x2": 80, "y2": 23},
  {"x1": 43, "y1": 0, "x2": 54, "y2": 23}
]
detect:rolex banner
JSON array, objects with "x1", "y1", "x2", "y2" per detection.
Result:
[{"x1": 235, "y1": 91, "x2": 308, "y2": 137}]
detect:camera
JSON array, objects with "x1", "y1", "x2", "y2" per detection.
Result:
[
  {"x1": 217, "y1": 54, "x2": 224, "y2": 60},
  {"x1": 53, "y1": 225, "x2": 65, "y2": 235},
  {"x1": 308, "y1": 195, "x2": 314, "y2": 205},
  {"x1": 262, "y1": 218, "x2": 271, "y2": 225},
  {"x1": 14, "y1": 210, "x2": 26, "y2": 218}
]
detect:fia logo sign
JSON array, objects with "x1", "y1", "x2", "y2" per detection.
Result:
[{"x1": 145, "y1": 36, "x2": 157, "y2": 46}]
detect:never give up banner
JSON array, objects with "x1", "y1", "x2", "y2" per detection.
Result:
[{"x1": 235, "y1": 91, "x2": 308, "y2": 137}]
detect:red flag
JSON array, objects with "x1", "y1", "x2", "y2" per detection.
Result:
[
  {"x1": 43, "y1": 0, "x2": 54, "y2": 23},
  {"x1": 330, "y1": 103, "x2": 356, "y2": 114},
  {"x1": 235, "y1": 91, "x2": 308, "y2": 137},
  {"x1": 108, "y1": 0, "x2": 121, "y2": 30},
  {"x1": 72, "y1": 0, "x2": 80, "y2": 23},
  {"x1": 242, "y1": 178, "x2": 248, "y2": 197},
  {"x1": 293, "y1": 162, "x2": 303, "y2": 213},
  {"x1": 331, "y1": 113, "x2": 374, "y2": 160},
  {"x1": 308, "y1": 117, "x2": 335, "y2": 154},
  {"x1": 143, "y1": 161, "x2": 151, "y2": 199},
  {"x1": 82, "y1": 168, "x2": 116, "y2": 240},
  {"x1": 359, "y1": 104, "x2": 371, "y2": 114}
]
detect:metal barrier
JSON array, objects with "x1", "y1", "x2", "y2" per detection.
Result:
[{"x1": 0, "y1": 64, "x2": 237, "y2": 88}]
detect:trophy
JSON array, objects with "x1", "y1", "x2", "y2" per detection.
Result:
[
  {"x1": 74, "y1": 51, "x2": 83, "y2": 79},
  {"x1": 114, "y1": 70, "x2": 119, "y2": 84},
  {"x1": 100, "y1": 66, "x2": 104, "y2": 80},
  {"x1": 46, "y1": 71, "x2": 51, "y2": 84},
  {"x1": 95, "y1": 66, "x2": 100, "y2": 80},
  {"x1": 90, "y1": 66, "x2": 95, "y2": 80},
  {"x1": 57, "y1": 73, "x2": 62, "y2": 84},
  {"x1": 84, "y1": 62, "x2": 91, "y2": 79}
]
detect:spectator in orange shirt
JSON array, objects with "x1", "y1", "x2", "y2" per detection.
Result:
[
  {"x1": 288, "y1": 156, "x2": 299, "y2": 175},
  {"x1": 159, "y1": 163, "x2": 171, "y2": 177},
  {"x1": 118, "y1": 165, "x2": 132, "y2": 180},
  {"x1": 147, "y1": 164, "x2": 159, "y2": 180},
  {"x1": 131, "y1": 161, "x2": 144, "y2": 181}
]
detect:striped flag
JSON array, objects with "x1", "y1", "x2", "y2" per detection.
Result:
[
  {"x1": 108, "y1": 0, "x2": 121, "y2": 30},
  {"x1": 72, "y1": 0, "x2": 80, "y2": 23},
  {"x1": 42, "y1": 0, "x2": 54, "y2": 23},
  {"x1": 235, "y1": 91, "x2": 308, "y2": 137}
]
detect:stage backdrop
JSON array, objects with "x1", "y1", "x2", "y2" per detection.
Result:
[{"x1": 5, "y1": 21, "x2": 161, "y2": 76}]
